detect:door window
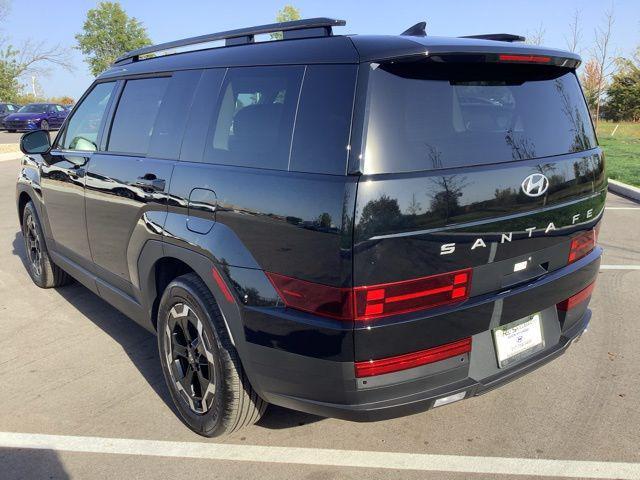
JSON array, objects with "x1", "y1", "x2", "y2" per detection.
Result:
[
  {"x1": 58, "y1": 82, "x2": 116, "y2": 151},
  {"x1": 108, "y1": 77, "x2": 170, "y2": 155},
  {"x1": 204, "y1": 66, "x2": 304, "y2": 170}
]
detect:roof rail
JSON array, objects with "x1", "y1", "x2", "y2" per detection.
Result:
[
  {"x1": 114, "y1": 17, "x2": 346, "y2": 65},
  {"x1": 459, "y1": 33, "x2": 526, "y2": 43}
]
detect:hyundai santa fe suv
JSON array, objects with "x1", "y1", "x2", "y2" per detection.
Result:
[{"x1": 16, "y1": 18, "x2": 604, "y2": 437}]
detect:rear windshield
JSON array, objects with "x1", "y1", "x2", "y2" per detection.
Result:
[{"x1": 362, "y1": 62, "x2": 596, "y2": 174}]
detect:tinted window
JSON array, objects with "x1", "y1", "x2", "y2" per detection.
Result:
[
  {"x1": 19, "y1": 104, "x2": 48, "y2": 113},
  {"x1": 108, "y1": 77, "x2": 170, "y2": 155},
  {"x1": 148, "y1": 70, "x2": 202, "y2": 160},
  {"x1": 59, "y1": 82, "x2": 115, "y2": 151},
  {"x1": 289, "y1": 65, "x2": 356, "y2": 175},
  {"x1": 363, "y1": 62, "x2": 597, "y2": 174},
  {"x1": 204, "y1": 66, "x2": 304, "y2": 170}
]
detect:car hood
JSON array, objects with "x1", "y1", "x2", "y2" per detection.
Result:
[{"x1": 4, "y1": 113, "x2": 43, "y2": 121}]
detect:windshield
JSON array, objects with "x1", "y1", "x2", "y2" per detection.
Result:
[
  {"x1": 18, "y1": 104, "x2": 49, "y2": 114},
  {"x1": 362, "y1": 62, "x2": 597, "y2": 174}
]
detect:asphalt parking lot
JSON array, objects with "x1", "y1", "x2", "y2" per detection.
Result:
[
  {"x1": 0, "y1": 155, "x2": 638, "y2": 479},
  {"x1": 0, "y1": 131, "x2": 27, "y2": 144}
]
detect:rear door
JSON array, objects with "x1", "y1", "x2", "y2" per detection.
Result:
[
  {"x1": 351, "y1": 58, "x2": 603, "y2": 313},
  {"x1": 85, "y1": 71, "x2": 201, "y2": 297}
]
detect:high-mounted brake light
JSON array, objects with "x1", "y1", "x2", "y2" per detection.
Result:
[
  {"x1": 266, "y1": 268, "x2": 473, "y2": 322},
  {"x1": 355, "y1": 337, "x2": 472, "y2": 377},
  {"x1": 557, "y1": 282, "x2": 596, "y2": 311},
  {"x1": 498, "y1": 54, "x2": 551, "y2": 63},
  {"x1": 568, "y1": 229, "x2": 596, "y2": 264}
]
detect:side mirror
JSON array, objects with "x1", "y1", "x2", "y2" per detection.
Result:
[{"x1": 20, "y1": 130, "x2": 51, "y2": 155}]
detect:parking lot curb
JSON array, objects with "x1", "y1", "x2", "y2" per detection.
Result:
[{"x1": 608, "y1": 179, "x2": 640, "y2": 203}]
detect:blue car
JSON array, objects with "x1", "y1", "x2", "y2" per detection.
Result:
[{"x1": 4, "y1": 103, "x2": 68, "y2": 132}]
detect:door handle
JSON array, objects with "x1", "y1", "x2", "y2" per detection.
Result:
[{"x1": 135, "y1": 175, "x2": 166, "y2": 191}]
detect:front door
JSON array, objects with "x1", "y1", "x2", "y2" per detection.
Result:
[{"x1": 41, "y1": 81, "x2": 117, "y2": 267}]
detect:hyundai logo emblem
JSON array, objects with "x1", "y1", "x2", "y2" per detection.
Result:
[{"x1": 521, "y1": 173, "x2": 549, "y2": 197}]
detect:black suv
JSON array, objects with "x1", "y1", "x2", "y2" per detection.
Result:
[{"x1": 16, "y1": 18, "x2": 604, "y2": 437}]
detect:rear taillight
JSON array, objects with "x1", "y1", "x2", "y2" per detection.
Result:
[
  {"x1": 355, "y1": 337, "x2": 472, "y2": 377},
  {"x1": 265, "y1": 272, "x2": 353, "y2": 320},
  {"x1": 353, "y1": 269, "x2": 472, "y2": 320},
  {"x1": 568, "y1": 229, "x2": 596, "y2": 264},
  {"x1": 557, "y1": 282, "x2": 596, "y2": 311},
  {"x1": 266, "y1": 268, "x2": 472, "y2": 322},
  {"x1": 498, "y1": 54, "x2": 551, "y2": 63}
]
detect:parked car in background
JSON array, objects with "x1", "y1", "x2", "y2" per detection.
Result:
[
  {"x1": 0, "y1": 102, "x2": 21, "y2": 130},
  {"x1": 4, "y1": 103, "x2": 68, "y2": 132}
]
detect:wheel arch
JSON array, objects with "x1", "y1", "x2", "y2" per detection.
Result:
[{"x1": 138, "y1": 241, "x2": 243, "y2": 341}]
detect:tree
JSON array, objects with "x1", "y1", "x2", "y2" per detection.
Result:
[
  {"x1": 76, "y1": 1, "x2": 151, "y2": 76},
  {"x1": 565, "y1": 10, "x2": 582, "y2": 53},
  {"x1": 591, "y1": 6, "x2": 616, "y2": 128},
  {"x1": 526, "y1": 22, "x2": 546, "y2": 46},
  {"x1": 605, "y1": 48, "x2": 640, "y2": 121},
  {"x1": 270, "y1": 5, "x2": 301, "y2": 40},
  {"x1": 0, "y1": 0, "x2": 72, "y2": 101},
  {"x1": 580, "y1": 58, "x2": 603, "y2": 113}
]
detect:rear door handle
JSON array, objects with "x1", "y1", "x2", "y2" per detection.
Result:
[{"x1": 135, "y1": 176, "x2": 166, "y2": 191}]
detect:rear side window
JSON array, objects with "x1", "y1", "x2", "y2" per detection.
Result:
[
  {"x1": 363, "y1": 62, "x2": 597, "y2": 174},
  {"x1": 59, "y1": 81, "x2": 115, "y2": 151},
  {"x1": 108, "y1": 77, "x2": 170, "y2": 155},
  {"x1": 204, "y1": 66, "x2": 304, "y2": 170},
  {"x1": 289, "y1": 65, "x2": 357, "y2": 175}
]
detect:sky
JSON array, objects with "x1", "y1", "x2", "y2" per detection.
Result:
[{"x1": 3, "y1": 0, "x2": 639, "y2": 100}]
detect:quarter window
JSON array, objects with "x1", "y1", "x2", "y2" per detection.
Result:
[
  {"x1": 108, "y1": 77, "x2": 170, "y2": 155},
  {"x1": 204, "y1": 66, "x2": 304, "y2": 170},
  {"x1": 59, "y1": 82, "x2": 116, "y2": 151}
]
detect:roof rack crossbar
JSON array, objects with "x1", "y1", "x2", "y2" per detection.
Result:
[
  {"x1": 459, "y1": 33, "x2": 526, "y2": 43},
  {"x1": 114, "y1": 17, "x2": 346, "y2": 65}
]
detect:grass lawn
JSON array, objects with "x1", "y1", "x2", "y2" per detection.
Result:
[{"x1": 596, "y1": 121, "x2": 640, "y2": 188}]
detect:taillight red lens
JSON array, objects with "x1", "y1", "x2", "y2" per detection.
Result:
[
  {"x1": 355, "y1": 338, "x2": 472, "y2": 378},
  {"x1": 557, "y1": 282, "x2": 596, "y2": 311},
  {"x1": 568, "y1": 230, "x2": 596, "y2": 264},
  {"x1": 498, "y1": 54, "x2": 551, "y2": 63},
  {"x1": 267, "y1": 268, "x2": 472, "y2": 321},
  {"x1": 265, "y1": 272, "x2": 353, "y2": 320},
  {"x1": 353, "y1": 269, "x2": 472, "y2": 320}
]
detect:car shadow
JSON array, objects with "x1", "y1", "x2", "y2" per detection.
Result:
[
  {"x1": 0, "y1": 447, "x2": 70, "y2": 480},
  {"x1": 11, "y1": 231, "x2": 323, "y2": 431}
]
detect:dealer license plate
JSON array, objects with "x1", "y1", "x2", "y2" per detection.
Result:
[{"x1": 493, "y1": 314, "x2": 544, "y2": 368}]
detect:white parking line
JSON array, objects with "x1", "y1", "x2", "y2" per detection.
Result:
[
  {"x1": 600, "y1": 265, "x2": 640, "y2": 270},
  {"x1": 605, "y1": 207, "x2": 640, "y2": 210},
  {"x1": 0, "y1": 431, "x2": 638, "y2": 479}
]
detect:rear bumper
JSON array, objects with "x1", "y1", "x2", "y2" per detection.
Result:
[
  {"x1": 252, "y1": 308, "x2": 589, "y2": 421},
  {"x1": 241, "y1": 248, "x2": 601, "y2": 421}
]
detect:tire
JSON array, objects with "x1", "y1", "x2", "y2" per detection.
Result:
[
  {"x1": 40, "y1": 120, "x2": 49, "y2": 131},
  {"x1": 22, "y1": 201, "x2": 72, "y2": 288},
  {"x1": 157, "y1": 273, "x2": 266, "y2": 437}
]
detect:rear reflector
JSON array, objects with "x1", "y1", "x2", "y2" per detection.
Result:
[
  {"x1": 353, "y1": 269, "x2": 472, "y2": 320},
  {"x1": 212, "y1": 267, "x2": 235, "y2": 303},
  {"x1": 498, "y1": 54, "x2": 551, "y2": 63},
  {"x1": 355, "y1": 338, "x2": 472, "y2": 378},
  {"x1": 568, "y1": 229, "x2": 596, "y2": 264},
  {"x1": 557, "y1": 282, "x2": 596, "y2": 311}
]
